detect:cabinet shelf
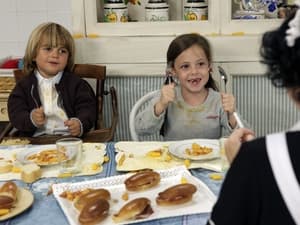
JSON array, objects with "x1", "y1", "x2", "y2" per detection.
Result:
[
  {"x1": 80, "y1": 0, "x2": 284, "y2": 37},
  {"x1": 84, "y1": 0, "x2": 220, "y2": 37}
]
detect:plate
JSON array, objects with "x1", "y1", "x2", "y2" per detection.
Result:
[
  {"x1": 169, "y1": 139, "x2": 220, "y2": 161},
  {"x1": 0, "y1": 188, "x2": 34, "y2": 221},
  {"x1": 52, "y1": 166, "x2": 216, "y2": 225},
  {"x1": 16, "y1": 144, "x2": 74, "y2": 166}
]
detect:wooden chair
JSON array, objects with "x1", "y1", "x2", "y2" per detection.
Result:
[{"x1": 0, "y1": 64, "x2": 118, "y2": 144}]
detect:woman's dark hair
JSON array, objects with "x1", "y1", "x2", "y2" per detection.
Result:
[
  {"x1": 167, "y1": 33, "x2": 218, "y2": 91},
  {"x1": 260, "y1": 10, "x2": 300, "y2": 92}
]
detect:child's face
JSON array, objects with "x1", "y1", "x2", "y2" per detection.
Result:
[
  {"x1": 172, "y1": 44, "x2": 210, "y2": 94},
  {"x1": 34, "y1": 37, "x2": 69, "y2": 78}
]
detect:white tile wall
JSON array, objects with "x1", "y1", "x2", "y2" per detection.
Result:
[
  {"x1": 0, "y1": 0, "x2": 72, "y2": 59},
  {"x1": 0, "y1": 0, "x2": 17, "y2": 12}
]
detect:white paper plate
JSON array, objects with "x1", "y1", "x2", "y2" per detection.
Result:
[
  {"x1": 52, "y1": 166, "x2": 216, "y2": 225},
  {"x1": 169, "y1": 139, "x2": 220, "y2": 161}
]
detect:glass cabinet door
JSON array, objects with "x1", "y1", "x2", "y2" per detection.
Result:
[
  {"x1": 73, "y1": 0, "x2": 291, "y2": 37},
  {"x1": 82, "y1": 0, "x2": 220, "y2": 37},
  {"x1": 220, "y1": 0, "x2": 284, "y2": 35}
]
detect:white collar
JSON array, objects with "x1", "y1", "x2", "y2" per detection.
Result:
[{"x1": 35, "y1": 70, "x2": 63, "y2": 85}]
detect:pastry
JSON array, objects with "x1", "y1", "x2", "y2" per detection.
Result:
[
  {"x1": 124, "y1": 171, "x2": 160, "y2": 191},
  {"x1": 156, "y1": 183, "x2": 197, "y2": 206},
  {"x1": 112, "y1": 197, "x2": 153, "y2": 223},
  {"x1": 0, "y1": 181, "x2": 18, "y2": 209},
  {"x1": 74, "y1": 188, "x2": 111, "y2": 211},
  {"x1": 78, "y1": 198, "x2": 109, "y2": 225}
]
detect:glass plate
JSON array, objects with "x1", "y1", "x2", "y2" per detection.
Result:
[{"x1": 168, "y1": 139, "x2": 220, "y2": 161}]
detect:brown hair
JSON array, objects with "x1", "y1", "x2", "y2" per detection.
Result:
[
  {"x1": 167, "y1": 33, "x2": 218, "y2": 90},
  {"x1": 23, "y1": 22, "x2": 75, "y2": 75}
]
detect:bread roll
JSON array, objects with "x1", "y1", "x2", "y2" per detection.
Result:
[
  {"x1": 0, "y1": 160, "x2": 13, "y2": 174},
  {"x1": 156, "y1": 183, "x2": 197, "y2": 206},
  {"x1": 125, "y1": 171, "x2": 160, "y2": 191},
  {"x1": 74, "y1": 188, "x2": 111, "y2": 211},
  {"x1": 21, "y1": 164, "x2": 41, "y2": 183},
  {"x1": 112, "y1": 197, "x2": 153, "y2": 223},
  {"x1": 0, "y1": 181, "x2": 18, "y2": 209},
  {"x1": 78, "y1": 198, "x2": 109, "y2": 225}
]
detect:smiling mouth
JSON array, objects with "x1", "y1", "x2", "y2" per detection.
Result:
[{"x1": 188, "y1": 78, "x2": 202, "y2": 85}]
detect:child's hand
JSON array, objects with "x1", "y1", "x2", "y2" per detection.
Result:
[
  {"x1": 32, "y1": 107, "x2": 46, "y2": 127},
  {"x1": 154, "y1": 83, "x2": 176, "y2": 116},
  {"x1": 221, "y1": 93, "x2": 235, "y2": 114},
  {"x1": 64, "y1": 119, "x2": 81, "y2": 136},
  {"x1": 160, "y1": 83, "x2": 176, "y2": 107}
]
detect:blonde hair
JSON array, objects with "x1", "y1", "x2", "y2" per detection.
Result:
[{"x1": 23, "y1": 22, "x2": 75, "y2": 75}]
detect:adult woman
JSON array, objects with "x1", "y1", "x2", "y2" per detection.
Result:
[{"x1": 208, "y1": 6, "x2": 300, "y2": 225}]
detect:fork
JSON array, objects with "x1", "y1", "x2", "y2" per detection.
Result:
[
  {"x1": 218, "y1": 66, "x2": 227, "y2": 93},
  {"x1": 218, "y1": 66, "x2": 244, "y2": 128}
]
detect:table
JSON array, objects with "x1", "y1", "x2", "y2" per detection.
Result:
[{"x1": 0, "y1": 143, "x2": 223, "y2": 225}]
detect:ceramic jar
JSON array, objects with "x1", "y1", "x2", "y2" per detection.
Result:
[
  {"x1": 264, "y1": 0, "x2": 278, "y2": 18},
  {"x1": 104, "y1": 0, "x2": 128, "y2": 22},
  {"x1": 183, "y1": 0, "x2": 208, "y2": 21},
  {"x1": 145, "y1": 0, "x2": 169, "y2": 22},
  {"x1": 233, "y1": 9, "x2": 265, "y2": 19}
]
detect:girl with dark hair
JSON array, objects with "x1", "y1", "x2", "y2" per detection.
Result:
[{"x1": 135, "y1": 33, "x2": 240, "y2": 141}]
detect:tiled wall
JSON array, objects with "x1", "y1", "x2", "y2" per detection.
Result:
[{"x1": 0, "y1": 0, "x2": 72, "y2": 59}]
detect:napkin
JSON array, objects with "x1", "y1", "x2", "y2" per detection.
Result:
[{"x1": 115, "y1": 141, "x2": 226, "y2": 172}]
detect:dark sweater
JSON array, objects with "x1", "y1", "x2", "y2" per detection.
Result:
[
  {"x1": 208, "y1": 131, "x2": 300, "y2": 225},
  {"x1": 8, "y1": 71, "x2": 97, "y2": 137}
]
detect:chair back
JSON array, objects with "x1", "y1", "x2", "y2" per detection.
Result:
[
  {"x1": 73, "y1": 64, "x2": 106, "y2": 129},
  {"x1": 0, "y1": 64, "x2": 118, "y2": 144},
  {"x1": 72, "y1": 64, "x2": 118, "y2": 142},
  {"x1": 129, "y1": 90, "x2": 162, "y2": 141}
]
